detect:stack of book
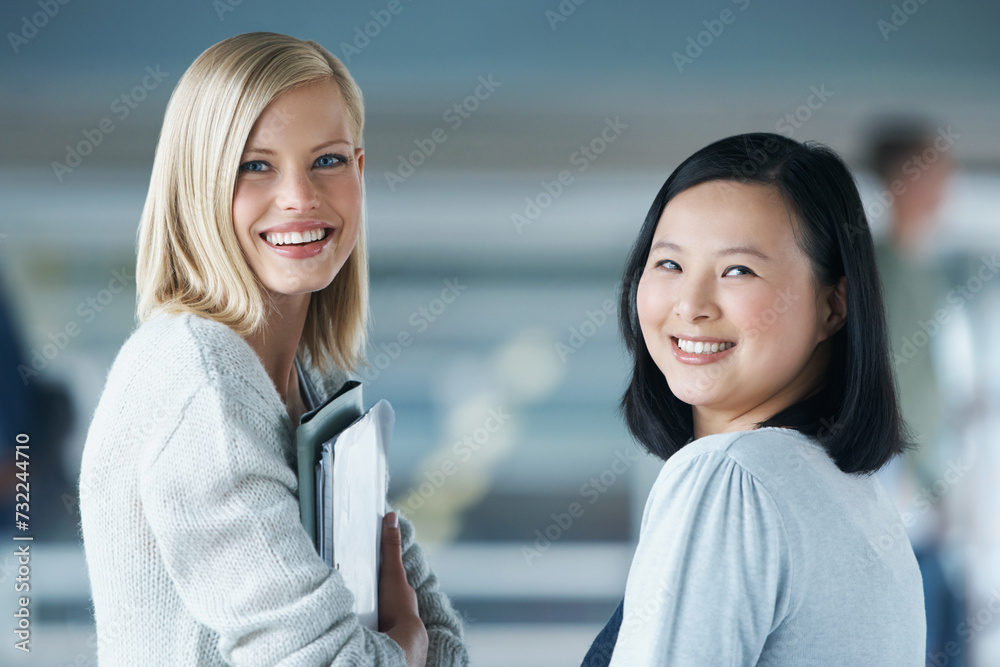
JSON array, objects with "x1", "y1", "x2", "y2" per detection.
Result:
[{"x1": 295, "y1": 381, "x2": 392, "y2": 631}]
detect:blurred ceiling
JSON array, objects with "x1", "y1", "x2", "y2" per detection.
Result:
[{"x1": 1, "y1": 0, "x2": 998, "y2": 267}]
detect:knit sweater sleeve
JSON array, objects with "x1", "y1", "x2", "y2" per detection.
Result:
[
  {"x1": 608, "y1": 450, "x2": 793, "y2": 666},
  {"x1": 396, "y1": 513, "x2": 470, "y2": 666},
  {"x1": 138, "y1": 382, "x2": 407, "y2": 667}
]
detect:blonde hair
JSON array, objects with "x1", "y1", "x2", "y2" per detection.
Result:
[{"x1": 136, "y1": 32, "x2": 368, "y2": 374}]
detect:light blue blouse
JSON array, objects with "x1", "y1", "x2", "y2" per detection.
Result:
[{"x1": 610, "y1": 427, "x2": 925, "y2": 666}]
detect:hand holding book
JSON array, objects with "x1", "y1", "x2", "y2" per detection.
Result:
[{"x1": 379, "y1": 512, "x2": 428, "y2": 667}]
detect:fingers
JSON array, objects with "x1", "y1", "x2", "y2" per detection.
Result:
[
  {"x1": 379, "y1": 511, "x2": 419, "y2": 633},
  {"x1": 380, "y1": 512, "x2": 405, "y2": 576},
  {"x1": 379, "y1": 512, "x2": 427, "y2": 665}
]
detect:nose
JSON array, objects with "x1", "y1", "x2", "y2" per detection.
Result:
[
  {"x1": 276, "y1": 168, "x2": 320, "y2": 212},
  {"x1": 674, "y1": 274, "x2": 720, "y2": 323}
]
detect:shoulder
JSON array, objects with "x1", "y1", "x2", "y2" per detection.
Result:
[
  {"x1": 642, "y1": 428, "x2": 837, "y2": 535},
  {"x1": 645, "y1": 427, "x2": 881, "y2": 553},
  {"x1": 660, "y1": 427, "x2": 832, "y2": 492},
  {"x1": 626, "y1": 431, "x2": 798, "y2": 637},
  {"x1": 107, "y1": 310, "x2": 276, "y2": 409}
]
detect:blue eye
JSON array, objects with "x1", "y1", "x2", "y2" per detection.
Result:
[
  {"x1": 315, "y1": 154, "x2": 346, "y2": 168},
  {"x1": 724, "y1": 265, "x2": 755, "y2": 277},
  {"x1": 239, "y1": 160, "x2": 269, "y2": 173},
  {"x1": 655, "y1": 259, "x2": 680, "y2": 270}
]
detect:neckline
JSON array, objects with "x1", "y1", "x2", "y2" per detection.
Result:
[
  {"x1": 691, "y1": 426, "x2": 821, "y2": 447},
  {"x1": 293, "y1": 356, "x2": 322, "y2": 413}
]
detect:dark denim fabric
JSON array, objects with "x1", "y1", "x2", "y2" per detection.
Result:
[{"x1": 581, "y1": 598, "x2": 624, "y2": 666}]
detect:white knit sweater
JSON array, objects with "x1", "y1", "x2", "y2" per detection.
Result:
[{"x1": 79, "y1": 310, "x2": 468, "y2": 666}]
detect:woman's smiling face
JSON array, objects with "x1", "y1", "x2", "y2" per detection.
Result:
[
  {"x1": 232, "y1": 78, "x2": 364, "y2": 302},
  {"x1": 636, "y1": 180, "x2": 846, "y2": 436}
]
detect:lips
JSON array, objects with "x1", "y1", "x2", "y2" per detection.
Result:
[
  {"x1": 672, "y1": 336, "x2": 736, "y2": 355},
  {"x1": 668, "y1": 335, "x2": 737, "y2": 365},
  {"x1": 262, "y1": 227, "x2": 329, "y2": 247},
  {"x1": 257, "y1": 220, "x2": 337, "y2": 249},
  {"x1": 258, "y1": 220, "x2": 334, "y2": 235},
  {"x1": 257, "y1": 223, "x2": 336, "y2": 259},
  {"x1": 258, "y1": 221, "x2": 334, "y2": 245}
]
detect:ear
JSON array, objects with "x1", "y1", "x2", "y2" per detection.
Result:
[
  {"x1": 819, "y1": 275, "x2": 847, "y2": 341},
  {"x1": 355, "y1": 147, "x2": 365, "y2": 178}
]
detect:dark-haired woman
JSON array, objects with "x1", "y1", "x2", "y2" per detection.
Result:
[{"x1": 585, "y1": 133, "x2": 925, "y2": 665}]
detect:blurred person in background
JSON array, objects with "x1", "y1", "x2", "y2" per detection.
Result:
[
  {"x1": 869, "y1": 118, "x2": 967, "y2": 665},
  {"x1": 0, "y1": 271, "x2": 75, "y2": 541},
  {"x1": 0, "y1": 275, "x2": 33, "y2": 519}
]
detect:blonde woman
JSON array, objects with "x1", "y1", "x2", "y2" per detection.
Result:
[{"x1": 79, "y1": 32, "x2": 467, "y2": 666}]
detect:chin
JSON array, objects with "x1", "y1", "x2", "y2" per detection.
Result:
[
  {"x1": 669, "y1": 387, "x2": 709, "y2": 408},
  {"x1": 664, "y1": 373, "x2": 723, "y2": 408},
  {"x1": 265, "y1": 278, "x2": 335, "y2": 298}
]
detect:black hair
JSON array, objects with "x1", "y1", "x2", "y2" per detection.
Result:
[{"x1": 618, "y1": 133, "x2": 910, "y2": 474}]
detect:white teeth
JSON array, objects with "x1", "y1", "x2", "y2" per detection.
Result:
[
  {"x1": 677, "y1": 338, "x2": 734, "y2": 354},
  {"x1": 264, "y1": 228, "x2": 329, "y2": 246}
]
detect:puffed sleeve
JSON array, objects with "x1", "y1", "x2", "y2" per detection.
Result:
[
  {"x1": 609, "y1": 451, "x2": 792, "y2": 666},
  {"x1": 138, "y1": 384, "x2": 407, "y2": 666},
  {"x1": 396, "y1": 512, "x2": 470, "y2": 666}
]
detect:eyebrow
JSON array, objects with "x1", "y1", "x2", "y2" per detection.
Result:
[
  {"x1": 242, "y1": 139, "x2": 353, "y2": 156},
  {"x1": 649, "y1": 240, "x2": 771, "y2": 262}
]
